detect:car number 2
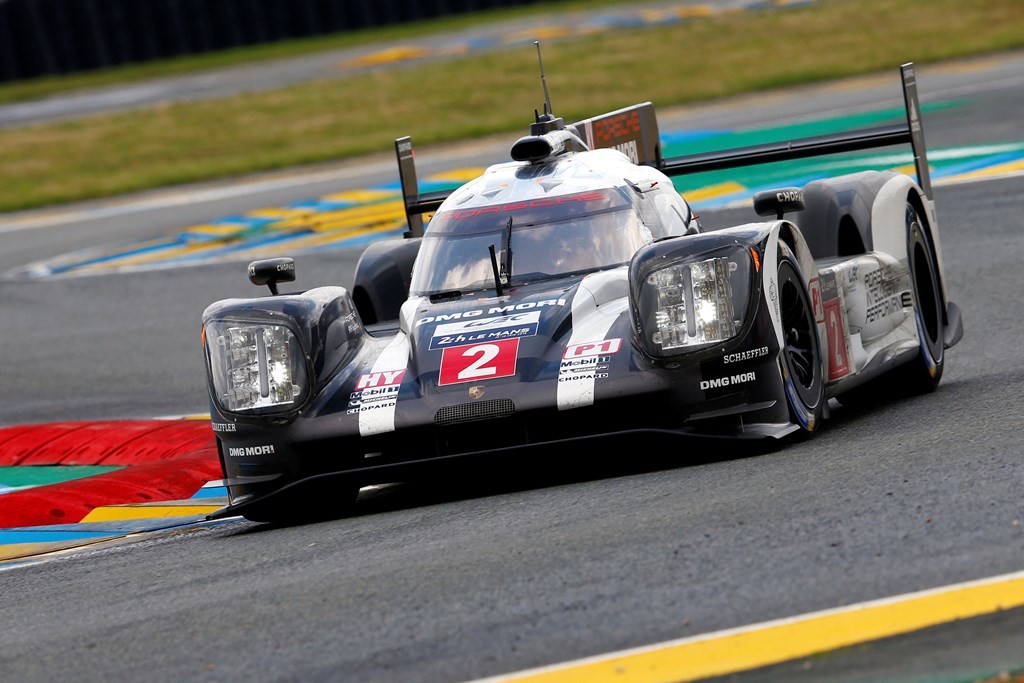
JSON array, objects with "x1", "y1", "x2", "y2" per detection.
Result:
[
  {"x1": 439, "y1": 339, "x2": 520, "y2": 385},
  {"x1": 824, "y1": 298, "x2": 850, "y2": 380}
]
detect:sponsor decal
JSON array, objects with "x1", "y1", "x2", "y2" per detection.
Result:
[
  {"x1": 430, "y1": 311, "x2": 540, "y2": 350},
  {"x1": 862, "y1": 266, "x2": 908, "y2": 324},
  {"x1": 613, "y1": 140, "x2": 639, "y2": 163},
  {"x1": 350, "y1": 369, "x2": 404, "y2": 413},
  {"x1": 776, "y1": 189, "x2": 803, "y2": 203},
  {"x1": 227, "y1": 445, "x2": 275, "y2": 457},
  {"x1": 723, "y1": 346, "x2": 769, "y2": 364},
  {"x1": 347, "y1": 403, "x2": 397, "y2": 414},
  {"x1": 356, "y1": 369, "x2": 405, "y2": 390},
  {"x1": 445, "y1": 193, "x2": 607, "y2": 220},
  {"x1": 560, "y1": 356, "x2": 612, "y2": 369},
  {"x1": 211, "y1": 422, "x2": 236, "y2": 433},
  {"x1": 700, "y1": 371, "x2": 756, "y2": 391},
  {"x1": 768, "y1": 280, "x2": 779, "y2": 321},
  {"x1": 819, "y1": 271, "x2": 850, "y2": 380},
  {"x1": 558, "y1": 340, "x2": 619, "y2": 385},
  {"x1": 810, "y1": 277, "x2": 823, "y2": 323},
  {"x1": 564, "y1": 338, "x2": 622, "y2": 359},
  {"x1": 820, "y1": 270, "x2": 839, "y2": 299},
  {"x1": 418, "y1": 299, "x2": 565, "y2": 326},
  {"x1": 468, "y1": 386, "x2": 485, "y2": 400},
  {"x1": 559, "y1": 358, "x2": 609, "y2": 374},
  {"x1": 348, "y1": 385, "x2": 400, "y2": 408},
  {"x1": 350, "y1": 385, "x2": 400, "y2": 400},
  {"x1": 439, "y1": 338, "x2": 519, "y2": 386},
  {"x1": 558, "y1": 373, "x2": 609, "y2": 382}
]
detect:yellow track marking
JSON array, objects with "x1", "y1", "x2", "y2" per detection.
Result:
[
  {"x1": 342, "y1": 46, "x2": 430, "y2": 68},
  {"x1": 942, "y1": 160, "x2": 1024, "y2": 183},
  {"x1": 682, "y1": 181, "x2": 747, "y2": 202},
  {"x1": 472, "y1": 570, "x2": 1024, "y2": 683},
  {"x1": 82, "y1": 504, "x2": 222, "y2": 522},
  {"x1": 430, "y1": 168, "x2": 485, "y2": 183},
  {"x1": 322, "y1": 188, "x2": 396, "y2": 203}
]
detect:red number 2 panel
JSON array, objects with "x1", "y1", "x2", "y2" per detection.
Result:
[{"x1": 438, "y1": 339, "x2": 520, "y2": 386}]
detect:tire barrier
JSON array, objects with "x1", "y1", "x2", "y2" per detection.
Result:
[{"x1": 0, "y1": 0, "x2": 542, "y2": 83}]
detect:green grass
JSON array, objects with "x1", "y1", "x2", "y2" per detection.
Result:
[
  {"x1": 0, "y1": 0, "x2": 634, "y2": 106},
  {"x1": 2, "y1": 0, "x2": 1022, "y2": 214}
]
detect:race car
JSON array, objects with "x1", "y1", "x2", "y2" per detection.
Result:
[{"x1": 201, "y1": 62, "x2": 963, "y2": 523}]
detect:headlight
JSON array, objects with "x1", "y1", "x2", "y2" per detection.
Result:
[
  {"x1": 637, "y1": 246, "x2": 754, "y2": 357},
  {"x1": 205, "y1": 320, "x2": 308, "y2": 414}
]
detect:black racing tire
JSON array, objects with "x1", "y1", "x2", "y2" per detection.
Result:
[
  {"x1": 899, "y1": 201, "x2": 945, "y2": 393},
  {"x1": 241, "y1": 481, "x2": 360, "y2": 525},
  {"x1": 777, "y1": 245, "x2": 825, "y2": 432}
]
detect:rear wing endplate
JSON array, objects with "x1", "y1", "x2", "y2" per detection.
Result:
[{"x1": 395, "y1": 62, "x2": 931, "y2": 238}]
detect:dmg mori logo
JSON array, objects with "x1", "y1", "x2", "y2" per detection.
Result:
[
  {"x1": 227, "y1": 445, "x2": 276, "y2": 457},
  {"x1": 700, "y1": 372, "x2": 756, "y2": 390}
]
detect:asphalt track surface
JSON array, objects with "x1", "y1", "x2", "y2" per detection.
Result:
[{"x1": 1, "y1": 52, "x2": 1024, "y2": 683}]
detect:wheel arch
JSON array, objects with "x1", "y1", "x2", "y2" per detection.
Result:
[{"x1": 351, "y1": 237, "x2": 422, "y2": 325}]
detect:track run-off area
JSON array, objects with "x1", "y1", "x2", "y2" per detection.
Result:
[{"x1": 1, "y1": 52, "x2": 1024, "y2": 683}]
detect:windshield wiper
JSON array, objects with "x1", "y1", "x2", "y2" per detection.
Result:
[{"x1": 488, "y1": 216, "x2": 514, "y2": 297}]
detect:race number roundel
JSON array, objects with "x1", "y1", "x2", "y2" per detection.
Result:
[{"x1": 439, "y1": 339, "x2": 520, "y2": 386}]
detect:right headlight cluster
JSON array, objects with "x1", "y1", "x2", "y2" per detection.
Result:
[{"x1": 636, "y1": 245, "x2": 756, "y2": 358}]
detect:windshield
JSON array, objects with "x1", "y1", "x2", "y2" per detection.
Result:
[{"x1": 409, "y1": 188, "x2": 653, "y2": 295}]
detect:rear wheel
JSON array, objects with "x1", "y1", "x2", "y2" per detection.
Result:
[
  {"x1": 834, "y1": 201, "x2": 946, "y2": 408},
  {"x1": 777, "y1": 246, "x2": 825, "y2": 432},
  {"x1": 900, "y1": 202, "x2": 945, "y2": 393}
]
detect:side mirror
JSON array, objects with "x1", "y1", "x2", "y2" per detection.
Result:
[
  {"x1": 248, "y1": 257, "x2": 295, "y2": 296},
  {"x1": 753, "y1": 187, "x2": 805, "y2": 220}
]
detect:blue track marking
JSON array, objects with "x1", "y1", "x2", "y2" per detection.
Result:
[{"x1": 10, "y1": 100, "x2": 1023, "y2": 280}]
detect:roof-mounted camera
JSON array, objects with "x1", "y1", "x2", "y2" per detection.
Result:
[{"x1": 511, "y1": 42, "x2": 589, "y2": 163}]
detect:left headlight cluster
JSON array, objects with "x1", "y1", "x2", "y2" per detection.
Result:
[
  {"x1": 204, "y1": 320, "x2": 308, "y2": 414},
  {"x1": 636, "y1": 245, "x2": 755, "y2": 358}
]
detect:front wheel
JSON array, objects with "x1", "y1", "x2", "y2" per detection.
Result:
[
  {"x1": 241, "y1": 480, "x2": 360, "y2": 525},
  {"x1": 777, "y1": 245, "x2": 825, "y2": 432}
]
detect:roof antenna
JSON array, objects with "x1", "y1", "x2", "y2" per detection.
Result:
[
  {"x1": 535, "y1": 41, "x2": 553, "y2": 118},
  {"x1": 530, "y1": 41, "x2": 564, "y2": 135}
]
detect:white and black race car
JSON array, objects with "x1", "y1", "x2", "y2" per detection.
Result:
[{"x1": 202, "y1": 62, "x2": 963, "y2": 523}]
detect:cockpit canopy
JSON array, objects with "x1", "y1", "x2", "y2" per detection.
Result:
[{"x1": 409, "y1": 187, "x2": 655, "y2": 296}]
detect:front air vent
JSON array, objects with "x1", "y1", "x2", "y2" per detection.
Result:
[{"x1": 435, "y1": 399, "x2": 515, "y2": 426}]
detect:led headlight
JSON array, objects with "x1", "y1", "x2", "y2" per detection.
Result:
[
  {"x1": 205, "y1": 320, "x2": 308, "y2": 414},
  {"x1": 639, "y1": 246, "x2": 753, "y2": 355}
]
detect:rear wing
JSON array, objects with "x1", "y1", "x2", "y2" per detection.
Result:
[{"x1": 396, "y1": 62, "x2": 931, "y2": 238}]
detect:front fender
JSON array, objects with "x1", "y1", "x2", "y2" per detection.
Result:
[{"x1": 202, "y1": 286, "x2": 367, "y2": 419}]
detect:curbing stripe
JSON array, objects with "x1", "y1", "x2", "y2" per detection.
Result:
[{"x1": 468, "y1": 570, "x2": 1024, "y2": 683}]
